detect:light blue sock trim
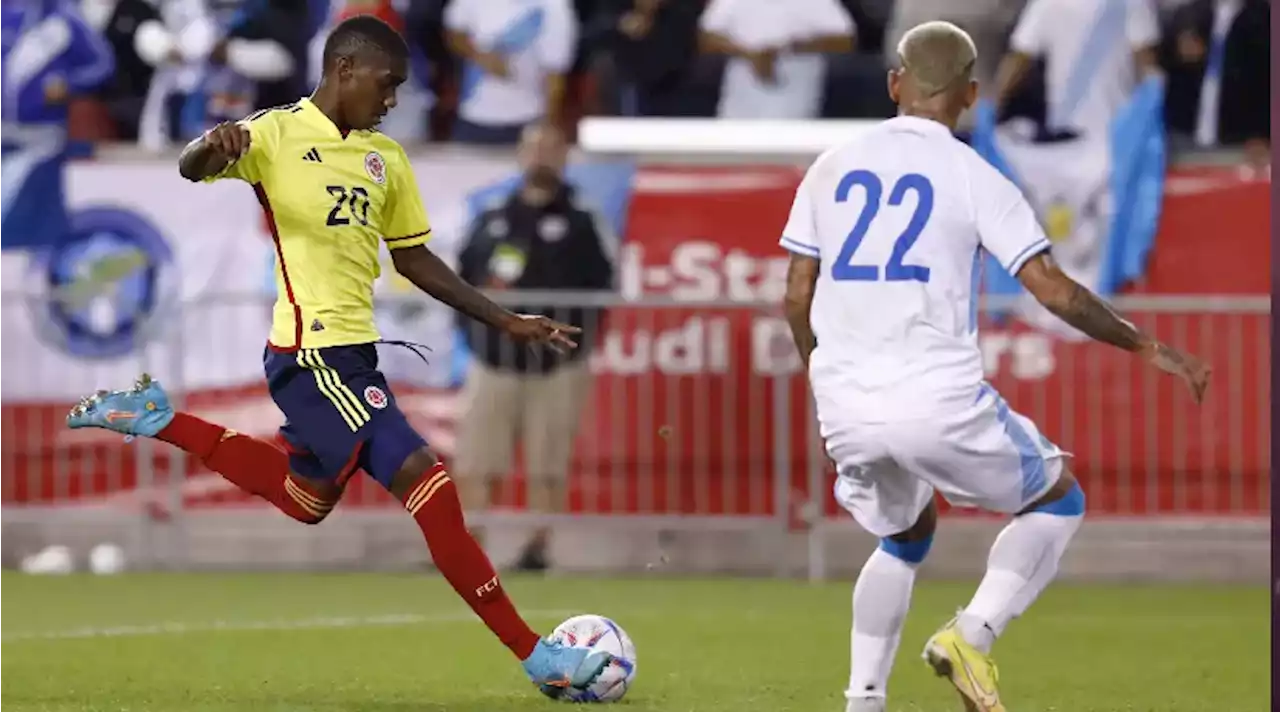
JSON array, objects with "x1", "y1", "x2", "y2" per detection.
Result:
[
  {"x1": 1032, "y1": 481, "x2": 1086, "y2": 516},
  {"x1": 878, "y1": 534, "x2": 934, "y2": 564}
]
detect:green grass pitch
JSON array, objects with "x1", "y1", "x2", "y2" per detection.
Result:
[{"x1": 2, "y1": 573, "x2": 1268, "y2": 712}]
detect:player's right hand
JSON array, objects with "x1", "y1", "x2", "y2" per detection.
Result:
[
  {"x1": 1143, "y1": 341, "x2": 1211, "y2": 404},
  {"x1": 203, "y1": 121, "x2": 251, "y2": 162},
  {"x1": 505, "y1": 314, "x2": 582, "y2": 354}
]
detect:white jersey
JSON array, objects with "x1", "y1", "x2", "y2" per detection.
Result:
[
  {"x1": 445, "y1": 0, "x2": 577, "y2": 127},
  {"x1": 780, "y1": 116, "x2": 1050, "y2": 419},
  {"x1": 1009, "y1": 0, "x2": 1160, "y2": 137},
  {"x1": 700, "y1": 0, "x2": 855, "y2": 119}
]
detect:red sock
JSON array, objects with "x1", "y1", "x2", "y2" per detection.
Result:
[
  {"x1": 402, "y1": 463, "x2": 541, "y2": 660},
  {"x1": 157, "y1": 413, "x2": 336, "y2": 524}
]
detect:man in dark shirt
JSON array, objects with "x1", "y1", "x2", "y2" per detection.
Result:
[
  {"x1": 1161, "y1": 0, "x2": 1269, "y2": 167},
  {"x1": 595, "y1": 0, "x2": 706, "y2": 116},
  {"x1": 454, "y1": 122, "x2": 616, "y2": 571}
]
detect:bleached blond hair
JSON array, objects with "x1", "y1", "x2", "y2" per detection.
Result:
[{"x1": 896, "y1": 21, "x2": 978, "y2": 98}]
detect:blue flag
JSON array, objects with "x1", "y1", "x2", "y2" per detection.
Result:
[
  {"x1": 459, "y1": 7, "x2": 545, "y2": 104},
  {"x1": 971, "y1": 76, "x2": 1166, "y2": 311},
  {"x1": 1, "y1": 0, "x2": 114, "y2": 250},
  {"x1": 1099, "y1": 76, "x2": 1166, "y2": 295}
]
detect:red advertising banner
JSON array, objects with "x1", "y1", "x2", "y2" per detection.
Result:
[{"x1": 563, "y1": 165, "x2": 1270, "y2": 519}]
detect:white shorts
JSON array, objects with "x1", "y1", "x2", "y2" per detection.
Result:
[{"x1": 824, "y1": 383, "x2": 1069, "y2": 538}]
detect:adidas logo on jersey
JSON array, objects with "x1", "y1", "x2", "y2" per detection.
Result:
[
  {"x1": 310, "y1": 319, "x2": 325, "y2": 332},
  {"x1": 302, "y1": 148, "x2": 322, "y2": 163}
]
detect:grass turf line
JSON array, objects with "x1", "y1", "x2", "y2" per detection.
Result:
[{"x1": 2, "y1": 573, "x2": 1268, "y2": 712}]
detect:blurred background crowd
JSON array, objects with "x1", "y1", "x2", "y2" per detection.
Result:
[{"x1": 5, "y1": 0, "x2": 1270, "y2": 161}]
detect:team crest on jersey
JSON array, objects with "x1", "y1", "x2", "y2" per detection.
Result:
[
  {"x1": 364, "y1": 151, "x2": 387, "y2": 184},
  {"x1": 364, "y1": 385, "x2": 389, "y2": 409}
]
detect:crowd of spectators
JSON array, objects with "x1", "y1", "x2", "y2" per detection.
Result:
[{"x1": 6, "y1": 0, "x2": 1270, "y2": 160}]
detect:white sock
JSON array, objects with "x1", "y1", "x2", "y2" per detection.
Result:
[
  {"x1": 957, "y1": 511, "x2": 1083, "y2": 653},
  {"x1": 847, "y1": 548, "x2": 918, "y2": 701}
]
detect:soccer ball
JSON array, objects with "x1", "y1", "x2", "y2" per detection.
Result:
[{"x1": 539, "y1": 614, "x2": 637, "y2": 703}]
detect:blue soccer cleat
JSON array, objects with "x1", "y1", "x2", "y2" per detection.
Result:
[
  {"x1": 522, "y1": 638, "x2": 613, "y2": 691},
  {"x1": 66, "y1": 374, "x2": 174, "y2": 438}
]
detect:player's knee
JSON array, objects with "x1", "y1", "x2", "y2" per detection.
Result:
[
  {"x1": 879, "y1": 502, "x2": 936, "y2": 564},
  {"x1": 878, "y1": 534, "x2": 934, "y2": 564},
  {"x1": 388, "y1": 446, "x2": 444, "y2": 501},
  {"x1": 398, "y1": 446, "x2": 439, "y2": 475},
  {"x1": 282, "y1": 473, "x2": 341, "y2": 525}
]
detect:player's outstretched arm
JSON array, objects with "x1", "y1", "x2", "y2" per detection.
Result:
[
  {"x1": 1017, "y1": 253, "x2": 1211, "y2": 403},
  {"x1": 390, "y1": 244, "x2": 581, "y2": 352},
  {"x1": 177, "y1": 122, "x2": 250, "y2": 182},
  {"x1": 783, "y1": 253, "x2": 821, "y2": 369}
]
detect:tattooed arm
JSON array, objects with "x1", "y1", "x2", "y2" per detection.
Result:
[
  {"x1": 1018, "y1": 253, "x2": 1147, "y2": 350},
  {"x1": 784, "y1": 253, "x2": 821, "y2": 369},
  {"x1": 1017, "y1": 253, "x2": 1211, "y2": 402}
]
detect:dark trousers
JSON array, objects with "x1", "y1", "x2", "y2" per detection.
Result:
[{"x1": 451, "y1": 118, "x2": 527, "y2": 146}]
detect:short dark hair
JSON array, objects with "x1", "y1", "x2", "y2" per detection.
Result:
[{"x1": 321, "y1": 15, "x2": 409, "y2": 71}]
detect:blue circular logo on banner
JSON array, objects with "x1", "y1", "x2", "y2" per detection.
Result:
[{"x1": 29, "y1": 207, "x2": 177, "y2": 360}]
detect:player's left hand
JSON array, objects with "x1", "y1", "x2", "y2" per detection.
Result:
[
  {"x1": 505, "y1": 314, "x2": 581, "y2": 353},
  {"x1": 1143, "y1": 341, "x2": 1211, "y2": 404}
]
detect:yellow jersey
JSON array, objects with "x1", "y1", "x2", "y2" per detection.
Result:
[{"x1": 205, "y1": 98, "x2": 431, "y2": 350}]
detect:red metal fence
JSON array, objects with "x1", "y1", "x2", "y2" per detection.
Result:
[{"x1": 3, "y1": 294, "x2": 1268, "y2": 522}]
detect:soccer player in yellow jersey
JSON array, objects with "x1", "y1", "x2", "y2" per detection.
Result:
[{"x1": 66, "y1": 15, "x2": 612, "y2": 692}]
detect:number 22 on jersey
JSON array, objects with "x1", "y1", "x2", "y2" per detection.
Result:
[{"x1": 832, "y1": 171, "x2": 933, "y2": 283}]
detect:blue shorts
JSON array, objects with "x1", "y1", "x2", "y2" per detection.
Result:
[{"x1": 264, "y1": 344, "x2": 426, "y2": 489}]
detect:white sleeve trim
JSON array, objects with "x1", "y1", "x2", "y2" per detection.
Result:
[
  {"x1": 1004, "y1": 238, "x2": 1051, "y2": 275},
  {"x1": 780, "y1": 236, "x2": 820, "y2": 258}
]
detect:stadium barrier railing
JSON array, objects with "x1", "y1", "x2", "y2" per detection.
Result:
[{"x1": 1, "y1": 291, "x2": 1269, "y2": 578}]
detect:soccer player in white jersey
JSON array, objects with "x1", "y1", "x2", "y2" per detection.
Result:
[{"x1": 780, "y1": 21, "x2": 1210, "y2": 712}]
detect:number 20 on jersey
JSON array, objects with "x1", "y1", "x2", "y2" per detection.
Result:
[{"x1": 832, "y1": 171, "x2": 933, "y2": 283}]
